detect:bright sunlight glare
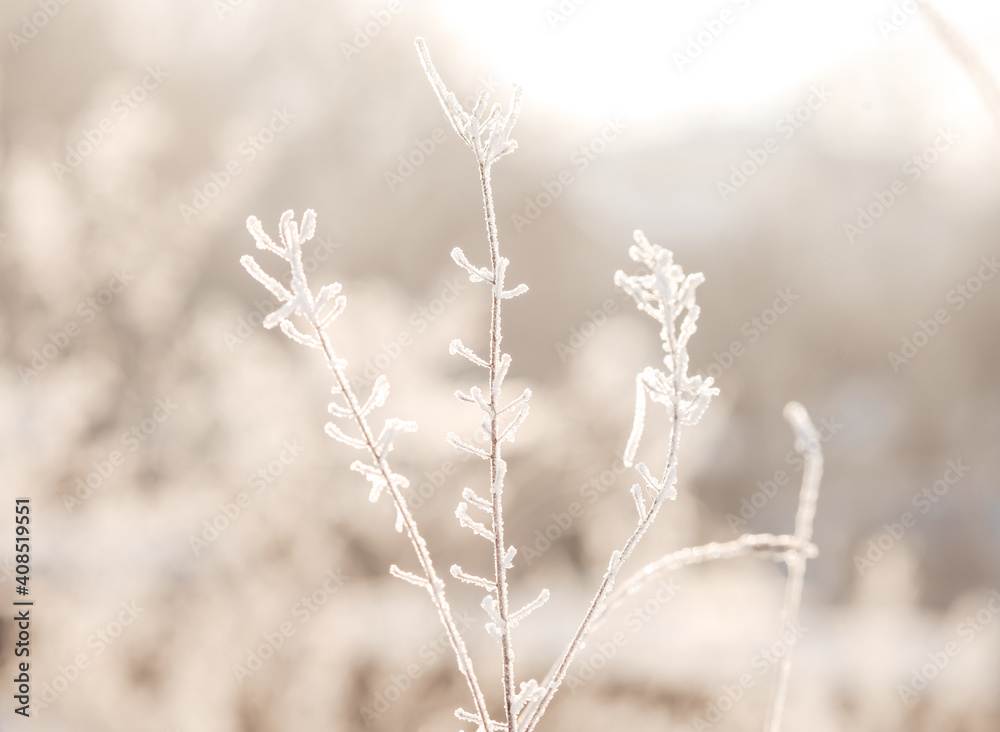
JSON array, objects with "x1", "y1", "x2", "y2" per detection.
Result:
[{"x1": 429, "y1": 0, "x2": 1000, "y2": 120}]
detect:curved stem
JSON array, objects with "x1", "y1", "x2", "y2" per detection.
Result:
[{"x1": 591, "y1": 533, "x2": 817, "y2": 632}]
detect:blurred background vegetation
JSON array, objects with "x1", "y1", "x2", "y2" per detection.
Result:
[{"x1": 1, "y1": 0, "x2": 998, "y2": 730}]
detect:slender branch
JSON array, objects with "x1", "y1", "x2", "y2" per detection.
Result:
[
  {"x1": 591, "y1": 533, "x2": 817, "y2": 632},
  {"x1": 519, "y1": 398, "x2": 684, "y2": 732},
  {"x1": 480, "y1": 160, "x2": 518, "y2": 729},
  {"x1": 763, "y1": 402, "x2": 823, "y2": 732},
  {"x1": 521, "y1": 235, "x2": 716, "y2": 732},
  {"x1": 522, "y1": 402, "x2": 822, "y2": 732},
  {"x1": 307, "y1": 313, "x2": 494, "y2": 732},
  {"x1": 416, "y1": 39, "x2": 526, "y2": 730}
]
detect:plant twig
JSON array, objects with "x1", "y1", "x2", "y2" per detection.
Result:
[
  {"x1": 762, "y1": 402, "x2": 823, "y2": 732},
  {"x1": 416, "y1": 38, "x2": 533, "y2": 731},
  {"x1": 591, "y1": 532, "x2": 818, "y2": 632},
  {"x1": 241, "y1": 210, "x2": 493, "y2": 731},
  {"x1": 520, "y1": 233, "x2": 719, "y2": 732},
  {"x1": 482, "y1": 157, "x2": 517, "y2": 727}
]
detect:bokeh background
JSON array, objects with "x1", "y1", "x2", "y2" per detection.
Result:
[{"x1": 2, "y1": 0, "x2": 999, "y2": 730}]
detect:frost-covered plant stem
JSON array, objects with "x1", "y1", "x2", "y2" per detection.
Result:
[
  {"x1": 315, "y1": 320, "x2": 492, "y2": 730},
  {"x1": 763, "y1": 402, "x2": 823, "y2": 732},
  {"x1": 520, "y1": 410, "x2": 682, "y2": 732},
  {"x1": 479, "y1": 156, "x2": 514, "y2": 729},
  {"x1": 240, "y1": 210, "x2": 492, "y2": 731},
  {"x1": 480, "y1": 158, "x2": 517, "y2": 727},
  {"x1": 242, "y1": 40, "x2": 822, "y2": 732},
  {"x1": 591, "y1": 531, "x2": 818, "y2": 631},
  {"x1": 521, "y1": 234, "x2": 719, "y2": 732},
  {"x1": 415, "y1": 38, "x2": 537, "y2": 731}
]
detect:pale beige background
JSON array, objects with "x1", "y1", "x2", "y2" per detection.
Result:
[{"x1": 1, "y1": 1, "x2": 999, "y2": 731}]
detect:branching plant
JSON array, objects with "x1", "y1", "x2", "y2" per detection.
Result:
[{"x1": 238, "y1": 39, "x2": 824, "y2": 732}]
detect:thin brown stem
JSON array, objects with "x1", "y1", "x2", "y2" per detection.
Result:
[{"x1": 480, "y1": 160, "x2": 516, "y2": 730}]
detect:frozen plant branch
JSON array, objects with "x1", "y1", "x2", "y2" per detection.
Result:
[
  {"x1": 591, "y1": 531, "x2": 818, "y2": 632},
  {"x1": 416, "y1": 37, "x2": 522, "y2": 168},
  {"x1": 520, "y1": 233, "x2": 718, "y2": 732},
  {"x1": 417, "y1": 37, "x2": 536, "y2": 730},
  {"x1": 241, "y1": 209, "x2": 494, "y2": 732},
  {"x1": 592, "y1": 404, "x2": 823, "y2": 635},
  {"x1": 237, "y1": 40, "x2": 827, "y2": 732},
  {"x1": 525, "y1": 403, "x2": 822, "y2": 732},
  {"x1": 763, "y1": 401, "x2": 823, "y2": 732}
]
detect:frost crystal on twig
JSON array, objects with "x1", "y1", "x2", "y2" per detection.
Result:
[
  {"x1": 237, "y1": 37, "x2": 829, "y2": 732},
  {"x1": 242, "y1": 209, "x2": 348, "y2": 355},
  {"x1": 511, "y1": 680, "x2": 546, "y2": 719},
  {"x1": 519, "y1": 234, "x2": 718, "y2": 732},
  {"x1": 417, "y1": 37, "x2": 538, "y2": 729},
  {"x1": 415, "y1": 37, "x2": 521, "y2": 168},
  {"x1": 510, "y1": 589, "x2": 550, "y2": 625},
  {"x1": 452, "y1": 565, "x2": 497, "y2": 592},
  {"x1": 615, "y1": 231, "x2": 719, "y2": 470},
  {"x1": 242, "y1": 209, "x2": 494, "y2": 732}
]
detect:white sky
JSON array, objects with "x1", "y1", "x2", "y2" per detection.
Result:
[{"x1": 429, "y1": 0, "x2": 1000, "y2": 121}]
